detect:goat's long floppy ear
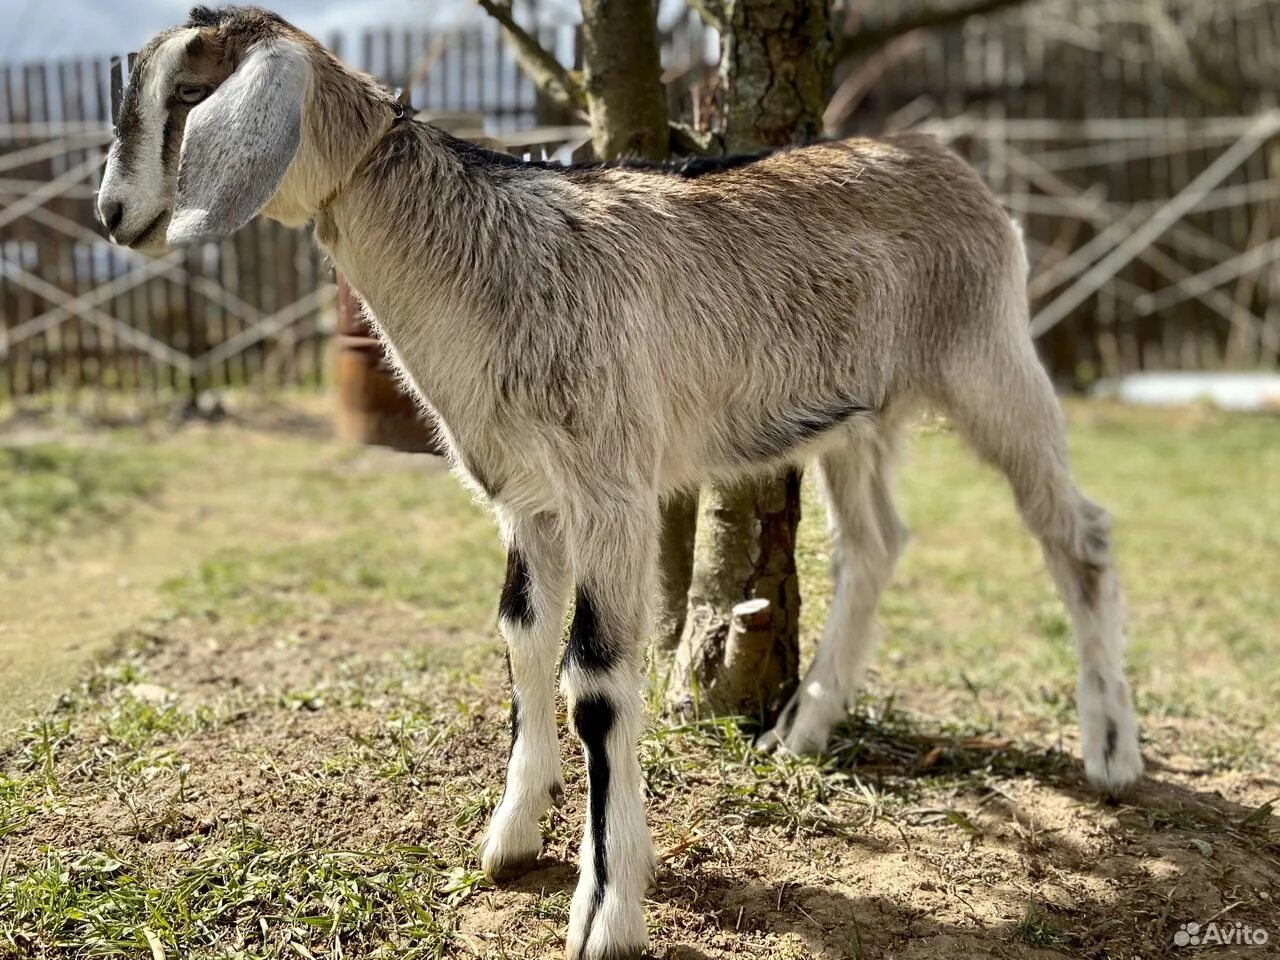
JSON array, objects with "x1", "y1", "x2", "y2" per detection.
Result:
[{"x1": 167, "y1": 40, "x2": 308, "y2": 246}]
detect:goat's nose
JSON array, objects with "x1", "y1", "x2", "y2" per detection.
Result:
[{"x1": 98, "y1": 197, "x2": 124, "y2": 235}]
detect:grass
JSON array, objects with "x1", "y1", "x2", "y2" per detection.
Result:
[
  {"x1": 161, "y1": 530, "x2": 502, "y2": 631},
  {"x1": 1010, "y1": 899, "x2": 1068, "y2": 948},
  {"x1": 0, "y1": 439, "x2": 167, "y2": 564},
  {"x1": 0, "y1": 399, "x2": 1277, "y2": 959},
  {"x1": 3, "y1": 839, "x2": 480, "y2": 959}
]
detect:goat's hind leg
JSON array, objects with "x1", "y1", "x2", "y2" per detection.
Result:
[
  {"x1": 481, "y1": 511, "x2": 571, "y2": 880},
  {"x1": 945, "y1": 345, "x2": 1143, "y2": 795},
  {"x1": 764, "y1": 427, "x2": 906, "y2": 754}
]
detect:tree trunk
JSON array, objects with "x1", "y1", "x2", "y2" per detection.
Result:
[
  {"x1": 576, "y1": 0, "x2": 698, "y2": 658},
  {"x1": 578, "y1": 0, "x2": 669, "y2": 161},
  {"x1": 667, "y1": 0, "x2": 833, "y2": 720},
  {"x1": 720, "y1": 0, "x2": 833, "y2": 150},
  {"x1": 655, "y1": 491, "x2": 698, "y2": 653},
  {"x1": 667, "y1": 472, "x2": 802, "y2": 717}
]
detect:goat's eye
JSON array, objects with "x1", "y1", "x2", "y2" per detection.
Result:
[{"x1": 175, "y1": 83, "x2": 211, "y2": 105}]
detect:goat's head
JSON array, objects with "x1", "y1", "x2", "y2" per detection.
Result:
[{"x1": 99, "y1": 6, "x2": 334, "y2": 250}]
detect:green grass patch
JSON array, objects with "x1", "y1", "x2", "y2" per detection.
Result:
[
  {"x1": 0, "y1": 440, "x2": 167, "y2": 558},
  {"x1": 161, "y1": 528, "x2": 503, "y2": 630},
  {"x1": 0, "y1": 837, "x2": 482, "y2": 959}
]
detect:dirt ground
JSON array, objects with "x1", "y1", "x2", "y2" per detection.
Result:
[
  {"x1": 1, "y1": 402, "x2": 1277, "y2": 959},
  {"x1": 0, "y1": 419, "x2": 352, "y2": 729}
]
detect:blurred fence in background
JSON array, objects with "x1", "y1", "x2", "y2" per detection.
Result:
[
  {"x1": 1, "y1": 0, "x2": 1278, "y2": 411},
  {"x1": 840, "y1": 0, "x2": 1280, "y2": 384}
]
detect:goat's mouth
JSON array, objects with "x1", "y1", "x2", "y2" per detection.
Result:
[{"x1": 115, "y1": 209, "x2": 170, "y2": 250}]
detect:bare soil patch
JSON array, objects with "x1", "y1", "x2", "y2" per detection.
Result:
[{"x1": 6, "y1": 606, "x2": 1276, "y2": 959}]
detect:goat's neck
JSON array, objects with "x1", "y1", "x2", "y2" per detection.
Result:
[
  {"x1": 314, "y1": 123, "x2": 528, "y2": 433},
  {"x1": 267, "y1": 51, "x2": 396, "y2": 227}
]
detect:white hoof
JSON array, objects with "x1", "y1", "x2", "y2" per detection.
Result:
[
  {"x1": 1078, "y1": 675, "x2": 1144, "y2": 797},
  {"x1": 567, "y1": 879, "x2": 648, "y2": 960},
  {"x1": 761, "y1": 685, "x2": 845, "y2": 756},
  {"x1": 480, "y1": 804, "x2": 545, "y2": 881},
  {"x1": 1082, "y1": 719, "x2": 1144, "y2": 797}
]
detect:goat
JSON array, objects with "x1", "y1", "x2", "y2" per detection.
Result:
[{"x1": 98, "y1": 7, "x2": 1145, "y2": 958}]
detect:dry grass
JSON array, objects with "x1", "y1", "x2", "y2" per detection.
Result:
[{"x1": 1, "y1": 398, "x2": 1277, "y2": 959}]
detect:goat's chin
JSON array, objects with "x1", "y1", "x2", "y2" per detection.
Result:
[{"x1": 125, "y1": 211, "x2": 173, "y2": 253}]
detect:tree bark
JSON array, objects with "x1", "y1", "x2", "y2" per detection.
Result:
[
  {"x1": 667, "y1": 0, "x2": 833, "y2": 720},
  {"x1": 721, "y1": 0, "x2": 833, "y2": 149},
  {"x1": 578, "y1": 0, "x2": 670, "y2": 161},
  {"x1": 667, "y1": 472, "x2": 802, "y2": 717}
]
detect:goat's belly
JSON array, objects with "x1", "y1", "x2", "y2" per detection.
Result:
[{"x1": 660, "y1": 405, "x2": 876, "y2": 495}]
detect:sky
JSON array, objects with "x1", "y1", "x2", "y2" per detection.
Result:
[{"x1": 0, "y1": 0, "x2": 588, "y2": 62}]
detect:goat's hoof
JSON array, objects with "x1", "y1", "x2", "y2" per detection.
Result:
[
  {"x1": 479, "y1": 820, "x2": 543, "y2": 882},
  {"x1": 482, "y1": 848, "x2": 540, "y2": 882},
  {"x1": 1083, "y1": 733, "x2": 1145, "y2": 800},
  {"x1": 1078, "y1": 694, "x2": 1144, "y2": 800},
  {"x1": 758, "y1": 693, "x2": 837, "y2": 757},
  {"x1": 567, "y1": 878, "x2": 648, "y2": 960},
  {"x1": 568, "y1": 943, "x2": 646, "y2": 960}
]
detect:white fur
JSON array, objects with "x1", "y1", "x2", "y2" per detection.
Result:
[
  {"x1": 560, "y1": 667, "x2": 655, "y2": 960},
  {"x1": 481, "y1": 511, "x2": 569, "y2": 879}
]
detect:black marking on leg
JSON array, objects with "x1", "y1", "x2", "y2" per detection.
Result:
[
  {"x1": 1104, "y1": 717, "x2": 1118, "y2": 766},
  {"x1": 735, "y1": 397, "x2": 874, "y2": 463},
  {"x1": 499, "y1": 549, "x2": 535, "y2": 628},
  {"x1": 564, "y1": 587, "x2": 619, "y2": 674},
  {"x1": 574, "y1": 693, "x2": 616, "y2": 931}
]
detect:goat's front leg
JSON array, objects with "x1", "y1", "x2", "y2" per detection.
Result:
[
  {"x1": 561, "y1": 498, "x2": 658, "y2": 960},
  {"x1": 481, "y1": 511, "x2": 570, "y2": 880}
]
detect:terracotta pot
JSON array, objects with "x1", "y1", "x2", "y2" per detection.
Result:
[{"x1": 333, "y1": 275, "x2": 441, "y2": 454}]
